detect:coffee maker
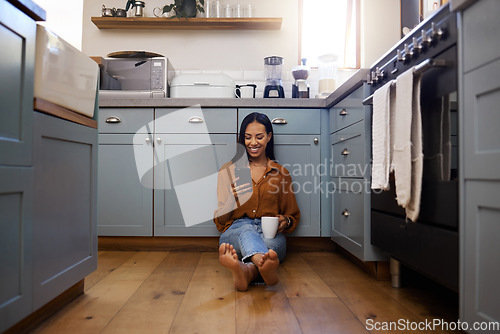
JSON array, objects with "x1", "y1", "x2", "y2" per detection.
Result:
[
  {"x1": 263, "y1": 56, "x2": 285, "y2": 98},
  {"x1": 292, "y1": 58, "x2": 310, "y2": 98}
]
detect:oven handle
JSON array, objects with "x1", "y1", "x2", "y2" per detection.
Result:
[{"x1": 362, "y1": 58, "x2": 452, "y2": 106}]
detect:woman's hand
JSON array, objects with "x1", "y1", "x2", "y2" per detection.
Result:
[
  {"x1": 277, "y1": 215, "x2": 291, "y2": 233},
  {"x1": 232, "y1": 177, "x2": 252, "y2": 200}
]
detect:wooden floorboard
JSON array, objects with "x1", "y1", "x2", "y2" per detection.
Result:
[
  {"x1": 32, "y1": 252, "x2": 167, "y2": 334},
  {"x1": 235, "y1": 284, "x2": 302, "y2": 333},
  {"x1": 168, "y1": 252, "x2": 236, "y2": 334},
  {"x1": 29, "y1": 250, "x2": 461, "y2": 334},
  {"x1": 279, "y1": 253, "x2": 337, "y2": 298},
  {"x1": 101, "y1": 252, "x2": 201, "y2": 334},
  {"x1": 289, "y1": 297, "x2": 369, "y2": 334},
  {"x1": 84, "y1": 251, "x2": 136, "y2": 292}
]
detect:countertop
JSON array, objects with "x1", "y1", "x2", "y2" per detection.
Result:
[{"x1": 99, "y1": 69, "x2": 369, "y2": 109}]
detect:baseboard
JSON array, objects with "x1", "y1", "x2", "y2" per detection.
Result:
[{"x1": 98, "y1": 236, "x2": 338, "y2": 253}]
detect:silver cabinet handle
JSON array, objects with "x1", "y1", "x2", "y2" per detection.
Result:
[
  {"x1": 339, "y1": 109, "x2": 348, "y2": 116},
  {"x1": 145, "y1": 137, "x2": 151, "y2": 145},
  {"x1": 105, "y1": 116, "x2": 121, "y2": 124},
  {"x1": 341, "y1": 148, "x2": 350, "y2": 156},
  {"x1": 156, "y1": 137, "x2": 162, "y2": 144},
  {"x1": 314, "y1": 137, "x2": 319, "y2": 145},
  {"x1": 342, "y1": 209, "x2": 351, "y2": 217},
  {"x1": 271, "y1": 118, "x2": 288, "y2": 125},
  {"x1": 188, "y1": 116, "x2": 204, "y2": 123}
]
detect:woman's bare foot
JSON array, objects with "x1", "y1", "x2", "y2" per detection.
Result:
[
  {"x1": 219, "y1": 243, "x2": 257, "y2": 291},
  {"x1": 258, "y1": 249, "x2": 280, "y2": 286}
]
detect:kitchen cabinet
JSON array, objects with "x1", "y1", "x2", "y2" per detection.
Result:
[
  {"x1": 97, "y1": 107, "x2": 237, "y2": 236},
  {"x1": 329, "y1": 84, "x2": 386, "y2": 261},
  {"x1": 0, "y1": 0, "x2": 35, "y2": 167},
  {"x1": 32, "y1": 112, "x2": 98, "y2": 310},
  {"x1": 238, "y1": 108, "x2": 322, "y2": 236},
  {"x1": 0, "y1": 1, "x2": 36, "y2": 331},
  {"x1": 459, "y1": 0, "x2": 500, "y2": 329},
  {"x1": 154, "y1": 108, "x2": 237, "y2": 236},
  {"x1": 98, "y1": 106, "x2": 324, "y2": 237},
  {"x1": 98, "y1": 108, "x2": 154, "y2": 236},
  {"x1": 0, "y1": 167, "x2": 33, "y2": 332}
]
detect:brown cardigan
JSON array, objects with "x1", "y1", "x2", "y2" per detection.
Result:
[{"x1": 213, "y1": 159, "x2": 300, "y2": 233}]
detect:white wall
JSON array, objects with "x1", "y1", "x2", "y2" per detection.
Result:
[
  {"x1": 36, "y1": 0, "x2": 84, "y2": 50},
  {"x1": 82, "y1": 0, "x2": 400, "y2": 71},
  {"x1": 361, "y1": 0, "x2": 401, "y2": 68}
]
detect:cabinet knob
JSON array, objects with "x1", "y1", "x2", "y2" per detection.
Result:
[
  {"x1": 339, "y1": 109, "x2": 348, "y2": 116},
  {"x1": 342, "y1": 209, "x2": 351, "y2": 217},
  {"x1": 156, "y1": 137, "x2": 162, "y2": 144},
  {"x1": 105, "y1": 116, "x2": 121, "y2": 124},
  {"x1": 313, "y1": 137, "x2": 319, "y2": 145},
  {"x1": 145, "y1": 137, "x2": 151, "y2": 144},
  {"x1": 271, "y1": 118, "x2": 288, "y2": 125},
  {"x1": 188, "y1": 116, "x2": 204, "y2": 123},
  {"x1": 341, "y1": 148, "x2": 350, "y2": 156}
]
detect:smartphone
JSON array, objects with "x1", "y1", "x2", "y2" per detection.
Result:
[{"x1": 234, "y1": 166, "x2": 252, "y2": 188}]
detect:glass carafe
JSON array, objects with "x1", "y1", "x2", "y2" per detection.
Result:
[{"x1": 264, "y1": 56, "x2": 284, "y2": 86}]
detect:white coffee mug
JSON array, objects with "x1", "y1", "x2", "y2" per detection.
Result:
[
  {"x1": 261, "y1": 216, "x2": 279, "y2": 239},
  {"x1": 236, "y1": 84, "x2": 256, "y2": 98}
]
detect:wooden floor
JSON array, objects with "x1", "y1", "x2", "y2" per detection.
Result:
[{"x1": 30, "y1": 250, "x2": 461, "y2": 334}]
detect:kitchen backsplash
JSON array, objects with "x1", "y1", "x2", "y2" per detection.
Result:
[{"x1": 174, "y1": 68, "x2": 358, "y2": 98}]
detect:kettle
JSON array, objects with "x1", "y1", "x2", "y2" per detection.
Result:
[{"x1": 126, "y1": 0, "x2": 145, "y2": 17}]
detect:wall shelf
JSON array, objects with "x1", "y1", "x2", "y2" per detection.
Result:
[{"x1": 91, "y1": 17, "x2": 282, "y2": 30}]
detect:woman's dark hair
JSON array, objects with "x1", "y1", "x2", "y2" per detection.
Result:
[{"x1": 236, "y1": 112, "x2": 276, "y2": 161}]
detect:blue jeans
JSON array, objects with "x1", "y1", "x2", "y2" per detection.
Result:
[{"x1": 219, "y1": 217, "x2": 287, "y2": 263}]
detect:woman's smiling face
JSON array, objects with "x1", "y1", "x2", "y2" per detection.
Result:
[{"x1": 244, "y1": 121, "x2": 272, "y2": 160}]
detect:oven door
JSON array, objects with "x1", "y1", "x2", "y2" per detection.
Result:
[{"x1": 371, "y1": 45, "x2": 459, "y2": 229}]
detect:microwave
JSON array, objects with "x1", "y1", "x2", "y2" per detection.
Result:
[{"x1": 99, "y1": 57, "x2": 174, "y2": 98}]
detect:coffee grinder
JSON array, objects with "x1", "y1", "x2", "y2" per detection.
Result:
[
  {"x1": 292, "y1": 58, "x2": 310, "y2": 98},
  {"x1": 263, "y1": 56, "x2": 285, "y2": 98}
]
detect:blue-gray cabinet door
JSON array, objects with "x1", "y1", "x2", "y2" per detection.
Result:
[
  {"x1": 98, "y1": 134, "x2": 153, "y2": 236},
  {"x1": 462, "y1": 181, "x2": 500, "y2": 329},
  {"x1": 154, "y1": 134, "x2": 236, "y2": 236},
  {"x1": 0, "y1": 167, "x2": 33, "y2": 332},
  {"x1": 0, "y1": 1, "x2": 35, "y2": 167},
  {"x1": 273, "y1": 135, "x2": 321, "y2": 236},
  {"x1": 32, "y1": 112, "x2": 98, "y2": 310}
]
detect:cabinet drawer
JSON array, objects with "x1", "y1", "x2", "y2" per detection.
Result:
[
  {"x1": 239, "y1": 109, "x2": 321, "y2": 135},
  {"x1": 333, "y1": 178, "x2": 364, "y2": 247},
  {"x1": 330, "y1": 106, "x2": 364, "y2": 133},
  {"x1": 156, "y1": 108, "x2": 237, "y2": 134},
  {"x1": 330, "y1": 85, "x2": 365, "y2": 133},
  {"x1": 330, "y1": 121, "x2": 366, "y2": 177},
  {"x1": 99, "y1": 108, "x2": 154, "y2": 134}
]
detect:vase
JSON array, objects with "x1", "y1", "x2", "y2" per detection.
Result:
[{"x1": 181, "y1": 0, "x2": 197, "y2": 17}]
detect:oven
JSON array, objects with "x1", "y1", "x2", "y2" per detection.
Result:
[{"x1": 364, "y1": 3, "x2": 459, "y2": 291}]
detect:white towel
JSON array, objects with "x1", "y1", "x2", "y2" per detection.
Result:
[
  {"x1": 392, "y1": 67, "x2": 423, "y2": 222},
  {"x1": 406, "y1": 70, "x2": 423, "y2": 222},
  {"x1": 371, "y1": 80, "x2": 394, "y2": 190}
]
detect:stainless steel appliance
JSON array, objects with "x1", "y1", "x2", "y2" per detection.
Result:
[
  {"x1": 364, "y1": 3, "x2": 459, "y2": 291},
  {"x1": 99, "y1": 52, "x2": 174, "y2": 98}
]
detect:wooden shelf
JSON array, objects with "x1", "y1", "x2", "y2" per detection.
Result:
[{"x1": 91, "y1": 17, "x2": 282, "y2": 30}]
